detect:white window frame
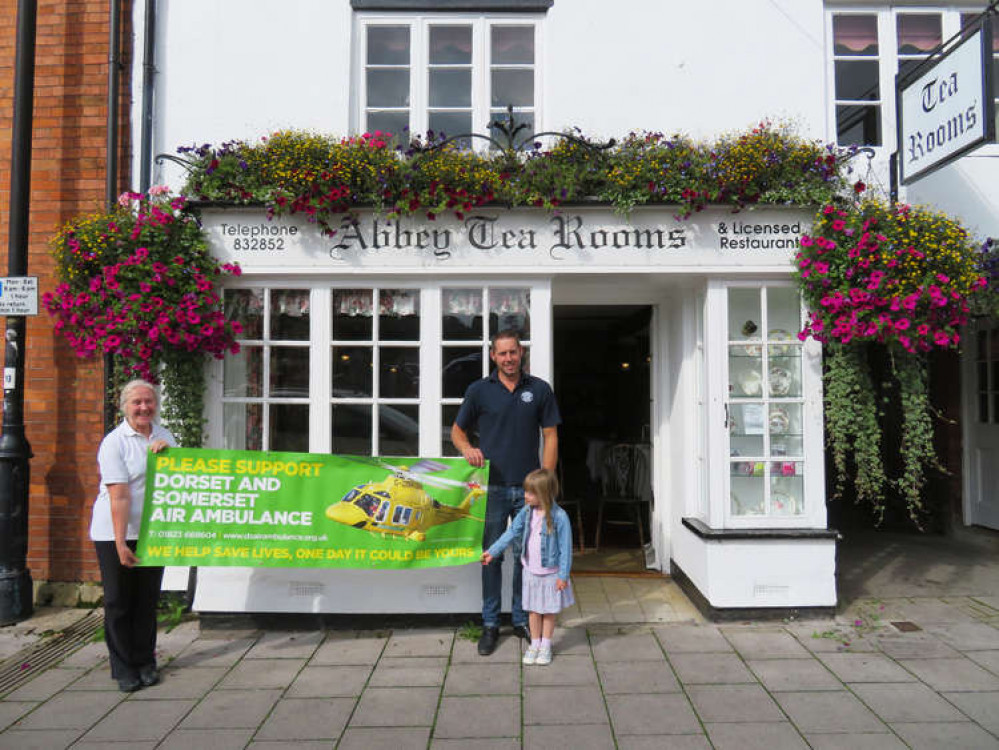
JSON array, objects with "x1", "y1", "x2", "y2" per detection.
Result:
[
  {"x1": 353, "y1": 12, "x2": 544, "y2": 146},
  {"x1": 705, "y1": 280, "x2": 826, "y2": 530}
]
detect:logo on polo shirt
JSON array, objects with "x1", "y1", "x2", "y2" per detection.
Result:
[{"x1": 521, "y1": 392, "x2": 534, "y2": 404}]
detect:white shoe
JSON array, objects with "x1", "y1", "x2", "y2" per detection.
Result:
[
  {"x1": 522, "y1": 646, "x2": 540, "y2": 665},
  {"x1": 535, "y1": 646, "x2": 552, "y2": 666}
]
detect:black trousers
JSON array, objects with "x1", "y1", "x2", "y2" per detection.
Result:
[{"x1": 94, "y1": 541, "x2": 163, "y2": 680}]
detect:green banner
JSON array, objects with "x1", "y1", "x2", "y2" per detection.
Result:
[{"x1": 136, "y1": 448, "x2": 488, "y2": 569}]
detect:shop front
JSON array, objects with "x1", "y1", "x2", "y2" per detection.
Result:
[{"x1": 188, "y1": 204, "x2": 837, "y2": 618}]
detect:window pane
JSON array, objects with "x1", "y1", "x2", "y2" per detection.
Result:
[
  {"x1": 729, "y1": 350, "x2": 763, "y2": 397},
  {"x1": 270, "y1": 404, "x2": 309, "y2": 452},
  {"x1": 270, "y1": 347, "x2": 310, "y2": 398},
  {"x1": 897, "y1": 14, "x2": 941, "y2": 55},
  {"x1": 728, "y1": 288, "x2": 761, "y2": 341},
  {"x1": 489, "y1": 288, "x2": 530, "y2": 338},
  {"x1": 224, "y1": 345, "x2": 262, "y2": 397},
  {"x1": 380, "y1": 404, "x2": 419, "y2": 456},
  {"x1": 833, "y1": 15, "x2": 878, "y2": 56},
  {"x1": 767, "y1": 287, "x2": 801, "y2": 334},
  {"x1": 492, "y1": 26, "x2": 534, "y2": 64},
  {"x1": 771, "y1": 461, "x2": 803, "y2": 515},
  {"x1": 430, "y1": 25, "x2": 472, "y2": 64},
  {"x1": 367, "y1": 69, "x2": 410, "y2": 108},
  {"x1": 489, "y1": 110, "x2": 533, "y2": 147},
  {"x1": 333, "y1": 404, "x2": 372, "y2": 455},
  {"x1": 368, "y1": 26, "x2": 410, "y2": 65},
  {"x1": 837, "y1": 104, "x2": 881, "y2": 146},
  {"x1": 731, "y1": 473, "x2": 764, "y2": 515},
  {"x1": 334, "y1": 289, "x2": 373, "y2": 340},
  {"x1": 443, "y1": 347, "x2": 482, "y2": 398},
  {"x1": 428, "y1": 111, "x2": 472, "y2": 142},
  {"x1": 225, "y1": 288, "x2": 264, "y2": 339},
  {"x1": 834, "y1": 60, "x2": 879, "y2": 100},
  {"x1": 332, "y1": 346, "x2": 373, "y2": 397},
  {"x1": 491, "y1": 69, "x2": 534, "y2": 107},
  {"x1": 380, "y1": 348, "x2": 419, "y2": 399},
  {"x1": 430, "y1": 69, "x2": 472, "y2": 107},
  {"x1": 379, "y1": 289, "x2": 420, "y2": 340},
  {"x1": 443, "y1": 288, "x2": 483, "y2": 340},
  {"x1": 366, "y1": 111, "x2": 409, "y2": 140},
  {"x1": 224, "y1": 403, "x2": 262, "y2": 451},
  {"x1": 729, "y1": 402, "x2": 765, "y2": 457},
  {"x1": 270, "y1": 290, "x2": 310, "y2": 341},
  {"x1": 442, "y1": 404, "x2": 461, "y2": 456}
]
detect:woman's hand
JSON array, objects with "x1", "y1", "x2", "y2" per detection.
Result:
[
  {"x1": 556, "y1": 578, "x2": 568, "y2": 591},
  {"x1": 149, "y1": 440, "x2": 170, "y2": 454},
  {"x1": 481, "y1": 551, "x2": 493, "y2": 565},
  {"x1": 116, "y1": 542, "x2": 138, "y2": 568}
]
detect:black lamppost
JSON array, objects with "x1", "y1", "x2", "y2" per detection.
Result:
[{"x1": 0, "y1": 0, "x2": 37, "y2": 626}]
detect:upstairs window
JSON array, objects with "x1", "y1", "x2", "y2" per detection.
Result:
[
  {"x1": 358, "y1": 16, "x2": 540, "y2": 146},
  {"x1": 833, "y1": 14, "x2": 882, "y2": 146}
]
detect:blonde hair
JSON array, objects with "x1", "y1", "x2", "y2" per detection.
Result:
[
  {"x1": 119, "y1": 379, "x2": 159, "y2": 413},
  {"x1": 523, "y1": 468, "x2": 559, "y2": 532}
]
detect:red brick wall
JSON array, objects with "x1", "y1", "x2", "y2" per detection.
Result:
[{"x1": 0, "y1": 0, "x2": 133, "y2": 584}]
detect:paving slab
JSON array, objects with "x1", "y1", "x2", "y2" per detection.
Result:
[
  {"x1": 899, "y1": 656, "x2": 999, "y2": 691},
  {"x1": 217, "y1": 657, "x2": 306, "y2": 689},
  {"x1": 817, "y1": 652, "x2": 916, "y2": 683},
  {"x1": 246, "y1": 741, "x2": 331, "y2": 750},
  {"x1": 589, "y1": 632, "x2": 664, "y2": 662},
  {"x1": 311, "y1": 632, "x2": 388, "y2": 665},
  {"x1": 891, "y1": 721, "x2": 999, "y2": 749},
  {"x1": 804, "y1": 732, "x2": 908, "y2": 749},
  {"x1": 431, "y1": 738, "x2": 519, "y2": 750},
  {"x1": 522, "y1": 654, "x2": 597, "y2": 686},
  {"x1": 62, "y1": 668, "x2": 119, "y2": 692},
  {"x1": 451, "y1": 633, "x2": 521, "y2": 664},
  {"x1": 685, "y1": 684, "x2": 784, "y2": 723},
  {"x1": 721, "y1": 629, "x2": 810, "y2": 659},
  {"x1": 551, "y1": 626, "x2": 592, "y2": 656},
  {"x1": 350, "y1": 686, "x2": 440, "y2": 727},
  {"x1": 876, "y1": 633, "x2": 962, "y2": 660},
  {"x1": 851, "y1": 682, "x2": 968, "y2": 723},
  {"x1": 368, "y1": 656, "x2": 447, "y2": 687},
  {"x1": 1, "y1": 666, "x2": 86, "y2": 701},
  {"x1": 129, "y1": 666, "x2": 227, "y2": 700},
  {"x1": 704, "y1": 721, "x2": 809, "y2": 750},
  {"x1": 11, "y1": 691, "x2": 121, "y2": 731},
  {"x1": 169, "y1": 636, "x2": 256, "y2": 668},
  {"x1": 966, "y1": 650, "x2": 999, "y2": 674},
  {"x1": 178, "y1": 688, "x2": 282, "y2": 729},
  {"x1": 0, "y1": 701, "x2": 39, "y2": 731},
  {"x1": 597, "y1": 660, "x2": 679, "y2": 694},
  {"x1": 444, "y1": 662, "x2": 519, "y2": 695},
  {"x1": 748, "y1": 658, "x2": 844, "y2": 691},
  {"x1": 616, "y1": 736, "x2": 711, "y2": 750},
  {"x1": 78, "y1": 698, "x2": 196, "y2": 742},
  {"x1": 287, "y1": 664, "x2": 371, "y2": 697},
  {"x1": 0, "y1": 728, "x2": 83, "y2": 750},
  {"x1": 254, "y1": 696, "x2": 355, "y2": 741},
  {"x1": 73, "y1": 740, "x2": 157, "y2": 749},
  {"x1": 669, "y1": 653, "x2": 756, "y2": 684},
  {"x1": 522, "y1": 685, "x2": 607, "y2": 725},
  {"x1": 775, "y1": 691, "x2": 886, "y2": 734},
  {"x1": 383, "y1": 628, "x2": 454, "y2": 657},
  {"x1": 58, "y1": 642, "x2": 109, "y2": 670},
  {"x1": 924, "y1": 621, "x2": 999, "y2": 651},
  {"x1": 434, "y1": 695, "x2": 520, "y2": 739},
  {"x1": 522, "y1": 722, "x2": 616, "y2": 749},
  {"x1": 339, "y1": 726, "x2": 431, "y2": 750},
  {"x1": 605, "y1": 693, "x2": 701, "y2": 735},
  {"x1": 158, "y1": 728, "x2": 256, "y2": 750},
  {"x1": 243, "y1": 630, "x2": 323, "y2": 659},
  {"x1": 786, "y1": 624, "x2": 878, "y2": 653},
  {"x1": 654, "y1": 624, "x2": 733, "y2": 654}
]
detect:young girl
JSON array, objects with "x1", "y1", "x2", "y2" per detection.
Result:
[{"x1": 481, "y1": 468, "x2": 574, "y2": 666}]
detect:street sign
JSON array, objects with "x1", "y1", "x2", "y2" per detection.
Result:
[{"x1": 0, "y1": 277, "x2": 38, "y2": 316}]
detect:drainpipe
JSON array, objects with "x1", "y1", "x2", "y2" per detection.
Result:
[
  {"x1": 139, "y1": 0, "x2": 156, "y2": 193},
  {"x1": 103, "y1": 0, "x2": 122, "y2": 432},
  {"x1": 0, "y1": 0, "x2": 37, "y2": 626}
]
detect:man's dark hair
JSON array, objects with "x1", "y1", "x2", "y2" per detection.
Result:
[{"x1": 490, "y1": 328, "x2": 522, "y2": 350}]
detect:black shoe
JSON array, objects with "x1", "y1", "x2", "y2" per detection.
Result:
[
  {"x1": 139, "y1": 666, "x2": 160, "y2": 687},
  {"x1": 477, "y1": 626, "x2": 500, "y2": 656},
  {"x1": 512, "y1": 624, "x2": 531, "y2": 641},
  {"x1": 117, "y1": 675, "x2": 141, "y2": 693}
]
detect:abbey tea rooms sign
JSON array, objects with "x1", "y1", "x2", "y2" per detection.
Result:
[{"x1": 897, "y1": 16, "x2": 995, "y2": 184}]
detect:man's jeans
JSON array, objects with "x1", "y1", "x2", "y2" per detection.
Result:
[{"x1": 482, "y1": 484, "x2": 526, "y2": 628}]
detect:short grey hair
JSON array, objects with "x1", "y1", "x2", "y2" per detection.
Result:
[{"x1": 119, "y1": 379, "x2": 160, "y2": 413}]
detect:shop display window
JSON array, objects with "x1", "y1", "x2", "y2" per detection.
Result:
[{"x1": 725, "y1": 285, "x2": 809, "y2": 520}]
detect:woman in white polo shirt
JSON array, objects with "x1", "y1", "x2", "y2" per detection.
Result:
[{"x1": 91, "y1": 379, "x2": 177, "y2": 692}]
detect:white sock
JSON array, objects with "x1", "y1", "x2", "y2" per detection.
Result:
[
  {"x1": 540, "y1": 637, "x2": 552, "y2": 650},
  {"x1": 531, "y1": 638, "x2": 541, "y2": 649}
]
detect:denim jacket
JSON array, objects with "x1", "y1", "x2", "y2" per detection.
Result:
[{"x1": 486, "y1": 503, "x2": 573, "y2": 581}]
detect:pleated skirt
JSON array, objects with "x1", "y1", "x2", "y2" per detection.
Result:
[{"x1": 521, "y1": 568, "x2": 575, "y2": 614}]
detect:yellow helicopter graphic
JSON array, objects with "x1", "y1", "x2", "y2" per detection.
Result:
[{"x1": 325, "y1": 459, "x2": 486, "y2": 542}]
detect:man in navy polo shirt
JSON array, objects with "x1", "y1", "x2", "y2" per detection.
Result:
[{"x1": 451, "y1": 329, "x2": 561, "y2": 656}]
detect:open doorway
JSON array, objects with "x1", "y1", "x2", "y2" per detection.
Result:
[{"x1": 554, "y1": 305, "x2": 653, "y2": 573}]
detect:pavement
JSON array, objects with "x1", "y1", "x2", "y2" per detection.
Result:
[{"x1": 1, "y1": 529, "x2": 998, "y2": 749}]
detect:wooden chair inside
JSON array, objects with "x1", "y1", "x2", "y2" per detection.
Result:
[{"x1": 594, "y1": 442, "x2": 651, "y2": 550}]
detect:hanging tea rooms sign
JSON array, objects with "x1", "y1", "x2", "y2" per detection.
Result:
[{"x1": 897, "y1": 12, "x2": 995, "y2": 184}]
